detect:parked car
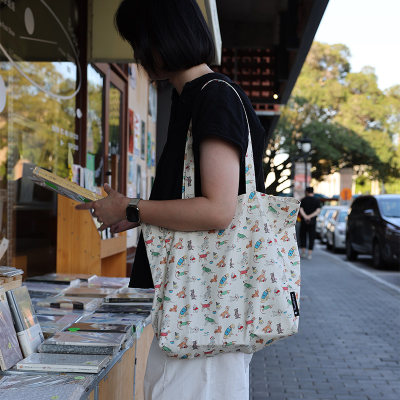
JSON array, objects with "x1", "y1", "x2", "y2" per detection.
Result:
[
  {"x1": 346, "y1": 194, "x2": 400, "y2": 268},
  {"x1": 319, "y1": 206, "x2": 342, "y2": 244},
  {"x1": 326, "y1": 207, "x2": 349, "y2": 252},
  {"x1": 316, "y1": 206, "x2": 330, "y2": 239}
]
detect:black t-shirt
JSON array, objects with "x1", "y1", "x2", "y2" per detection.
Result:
[
  {"x1": 300, "y1": 196, "x2": 321, "y2": 224},
  {"x1": 129, "y1": 72, "x2": 267, "y2": 288}
]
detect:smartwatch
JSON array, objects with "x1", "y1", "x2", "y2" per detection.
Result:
[{"x1": 126, "y1": 198, "x2": 141, "y2": 224}]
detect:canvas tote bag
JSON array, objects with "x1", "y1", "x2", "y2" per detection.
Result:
[{"x1": 142, "y1": 79, "x2": 301, "y2": 359}]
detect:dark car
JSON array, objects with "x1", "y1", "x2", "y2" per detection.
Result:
[{"x1": 346, "y1": 194, "x2": 400, "y2": 268}]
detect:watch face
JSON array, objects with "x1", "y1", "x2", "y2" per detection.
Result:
[{"x1": 126, "y1": 205, "x2": 139, "y2": 223}]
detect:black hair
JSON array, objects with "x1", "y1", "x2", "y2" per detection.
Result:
[
  {"x1": 306, "y1": 187, "x2": 314, "y2": 194},
  {"x1": 115, "y1": 0, "x2": 215, "y2": 74}
]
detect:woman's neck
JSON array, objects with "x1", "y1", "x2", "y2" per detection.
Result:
[{"x1": 169, "y1": 64, "x2": 214, "y2": 95}]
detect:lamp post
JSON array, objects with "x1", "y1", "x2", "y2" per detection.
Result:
[{"x1": 298, "y1": 137, "x2": 312, "y2": 193}]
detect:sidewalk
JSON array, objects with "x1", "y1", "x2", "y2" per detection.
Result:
[{"x1": 249, "y1": 245, "x2": 400, "y2": 400}]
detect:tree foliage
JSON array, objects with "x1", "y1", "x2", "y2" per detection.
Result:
[
  {"x1": 0, "y1": 62, "x2": 76, "y2": 187},
  {"x1": 265, "y1": 41, "x2": 400, "y2": 194}
]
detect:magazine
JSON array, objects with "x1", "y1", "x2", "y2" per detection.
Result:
[
  {"x1": 6, "y1": 286, "x2": 44, "y2": 356},
  {"x1": 0, "y1": 289, "x2": 23, "y2": 370},
  {"x1": 31, "y1": 166, "x2": 103, "y2": 203}
]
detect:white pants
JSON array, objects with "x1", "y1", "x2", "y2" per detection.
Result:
[{"x1": 144, "y1": 337, "x2": 253, "y2": 400}]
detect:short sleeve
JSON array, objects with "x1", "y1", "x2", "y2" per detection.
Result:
[{"x1": 191, "y1": 81, "x2": 248, "y2": 160}]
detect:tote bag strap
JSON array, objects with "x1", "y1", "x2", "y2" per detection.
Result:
[{"x1": 182, "y1": 79, "x2": 257, "y2": 199}]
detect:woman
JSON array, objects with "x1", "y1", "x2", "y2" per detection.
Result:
[{"x1": 77, "y1": 0, "x2": 267, "y2": 398}]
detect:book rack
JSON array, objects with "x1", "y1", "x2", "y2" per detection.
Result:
[{"x1": 57, "y1": 196, "x2": 127, "y2": 277}]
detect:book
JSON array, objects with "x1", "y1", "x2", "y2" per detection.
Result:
[
  {"x1": 0, "y1": 266, "x2": 24, "y2": 277},
  {"x1": 119, "y1": 286, "x2": 155, "y2": 295},
  {"x1": 0, "y1": 373, "x2": 94, "y2": 400},
  {"x1": 0, "y1": 289, "x2": 23, "y2": 370},
  {"x1": 63, "y1": 286, "x2": 117, "y2": 298},
  {"x1": 31, "y1": 166, "x2": 103, "y2": 203},
  {"x1": 16, "y1": 352, "x2": 110, "y2": 373},
  {"x1": 87, "y1": 276, "x2": 130, "y2": 289},
  {"x1": 6, "y1": 286, "x2": 44, "y2": 357},
  {"x1": 79, "y1": 312, "x2": 146, "y2": 324},
  {"x1": 27, "y1": 272, "x2": 94, "y2": 285},
  {"x1": 104, "y1": 293, "x2": 154, "y2": 303},
  {"x1": 24, "y1": 281, "x2": 69, "y2": 298},
  {"x1": 66, "y1": 322, "x2": 132, "y2": 334},
  {"x1": 37, "y1": 313, "x2": 81, "y2": 338},
  {"x1": 96, "y1": 303, "x2": 152, "y2": 315},
  {"x1": 36, "y1": 296, "x2": 102, "y2": 311},
  {"x1": 38, "y1": 331, "x2": 126, "y2": 355},
  {"x1": 79, "y1": 312, "x2": 147, "y2": 333}
]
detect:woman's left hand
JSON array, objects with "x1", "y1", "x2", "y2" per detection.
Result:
[{"x1": 75, "y1": 184, "x2": 130, "y2": 230}]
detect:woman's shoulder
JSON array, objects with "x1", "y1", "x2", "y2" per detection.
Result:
[{"x1": 197, "y1": 73, "x2": 242, "y2": 101}]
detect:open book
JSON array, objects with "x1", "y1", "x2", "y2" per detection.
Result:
[{"x1": 31, "y1": 167, "x2": 103, "y2": 203}]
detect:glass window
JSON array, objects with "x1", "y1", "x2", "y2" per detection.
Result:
[
  {"x1": 326, "y1": 210, "x2": 335, "y2": 220},
  {"x1": 320, "y1": 208, "x2": 328, "y2": 217},
  {"x1": 87, "y1": 65, "x2": 105, "y2": 187},
  {"x1": 108, "y1": 83, "x2": 122, "y2": 191},
  {"x1": 338, "y1": 211, "x2": 348, "y2": 223},
  {"x1": 379, "y1": 198, "x2": 400, "y2": 218},
  {"x1": 0, "y1": 0, "x2": 81, "y2": 276}
]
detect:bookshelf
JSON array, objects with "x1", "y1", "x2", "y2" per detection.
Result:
[{"x1": 56, "y1": 196, "x2": 127, "y2": 277}]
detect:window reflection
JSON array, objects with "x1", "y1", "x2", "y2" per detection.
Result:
[
  {"x1": 0, "y1": 61, "x2": 77, "y2": 275},
  {"x1": 87, "y1": 65, "x2": 104, "y2": 187},
  {"x1": 108, "y1": 83, "x2": 122, "y2": 191}
]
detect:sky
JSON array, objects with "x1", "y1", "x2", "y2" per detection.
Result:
[{"x1": 314, "y1": 0, "x2": 400, "y2": 91}]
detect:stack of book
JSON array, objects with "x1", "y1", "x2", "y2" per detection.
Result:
[
  {"x1": 16, "y1": 352, "x2": 111, "y2": 374},
  {"x1": 38, "y1": 331, "x2": 127, "y2": 355},
  {"x1": 0, "y1": 266, "x2": 23, "y2": 292}
]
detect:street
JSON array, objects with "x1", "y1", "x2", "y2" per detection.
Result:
[{"x1": 249, "y1": 244, "x2": 400, "y2": 400}]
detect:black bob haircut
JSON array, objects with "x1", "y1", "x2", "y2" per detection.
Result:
[{"x1": 115, "y1": 0, "x2": 216, "y2": 74}]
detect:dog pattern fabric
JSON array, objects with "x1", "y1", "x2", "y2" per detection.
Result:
[{"x1": 142, "y1": 80, "x2": 301, "y2": 359}]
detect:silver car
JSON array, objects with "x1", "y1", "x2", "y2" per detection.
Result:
[
  {"x1": 326, "y1": 207, "x2": 349, "y2": 252},
  {"x1": 316, "y1": 206, "x2": 331, "y2": 239},
  {"x1": 319, "y1": 206, "x2": 342, "y2": 243}
]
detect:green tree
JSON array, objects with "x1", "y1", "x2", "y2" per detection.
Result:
[
  {"x1": 265, "y1": 42, "x2": 400, "y2": 194},
  {"x1": 0, "y1": 62, "x2": 76, "y2": 185}
]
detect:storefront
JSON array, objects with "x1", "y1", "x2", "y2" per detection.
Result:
[{"x1": 0, "y1": 0, "x2": 161, "y2": 278}]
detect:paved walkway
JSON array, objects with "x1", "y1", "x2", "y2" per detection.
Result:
[{"x1": 249, "y1": 245, "x2": 400, "y2": 400}]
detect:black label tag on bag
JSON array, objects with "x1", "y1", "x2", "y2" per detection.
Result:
[{"x1": 290, "y1": 292, "x2": 300, "y2": 317}]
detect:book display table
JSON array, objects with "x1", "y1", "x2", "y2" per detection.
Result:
[
  {"x1": 0, "y1": 324, "x2": 153, "y2": 400},
  {"x1": 0, "y1": 272, "x2": 154, "y2": 400}
]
